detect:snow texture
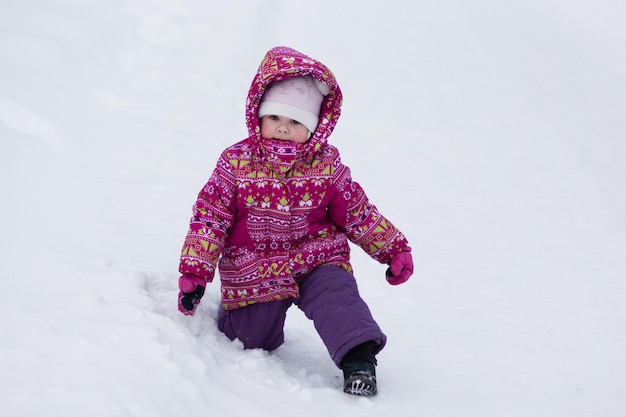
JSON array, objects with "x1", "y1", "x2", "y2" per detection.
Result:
[{"x1": 1, "y1": 1, "x2": 625, "y2": 416}]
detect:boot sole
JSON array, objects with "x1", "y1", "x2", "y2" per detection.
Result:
[{"x1": 343, "y1": 375, "x2": 377, "y2": 396}]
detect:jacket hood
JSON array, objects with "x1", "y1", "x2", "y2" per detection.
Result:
[{"x1": 245, "y1": 46, "x2": 343, "y2": 160}]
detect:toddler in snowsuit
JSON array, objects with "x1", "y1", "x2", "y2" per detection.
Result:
[{"x1": 177, "y1": 46, "x2": 413, "y2": 396}]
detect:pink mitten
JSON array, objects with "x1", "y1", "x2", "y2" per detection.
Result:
[
  {"x1": 178, "y1": 275, "x2": 207, "y2": 315},
  {"x1": 385, "y1": 252, "x2": 414, "y2": 285}
]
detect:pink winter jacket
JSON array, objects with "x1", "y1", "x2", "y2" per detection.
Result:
[{"x1": 179, "y1": 46, "x2": 411, "y2": 310}]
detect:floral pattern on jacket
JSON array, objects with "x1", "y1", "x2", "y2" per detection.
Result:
[{"x1": 179, "y1": 46, "x2": 410, "y2": 310}]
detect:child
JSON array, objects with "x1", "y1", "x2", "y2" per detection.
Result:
[{"x1": 177, "y1": 46, "x2": 413, "y2": 396}]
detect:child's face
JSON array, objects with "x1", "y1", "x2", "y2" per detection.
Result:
[{"x1": 260, "y1": 115, "x2": 310, "y2": 144}]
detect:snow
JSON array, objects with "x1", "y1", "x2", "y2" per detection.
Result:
[{"x1": 1, "y1": 0, "x2": 625, "y2": 416}]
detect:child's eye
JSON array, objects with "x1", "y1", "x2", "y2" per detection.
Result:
[
  {"x1": 269, "y1": 115, "x2": 279, "y2": 121},
  {"x1": 290, "y1": 119, "x2": 301, "y2": 125}
]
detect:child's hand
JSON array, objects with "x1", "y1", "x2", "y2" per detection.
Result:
[
  {"x1": 385, "y1": 252, "x2": 414, "y2": 285},
  {"x1": 178, "y1": 275, "x2": 207, "y2": 315}
]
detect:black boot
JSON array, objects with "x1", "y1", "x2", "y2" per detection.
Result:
[{"x1": 341, "y1": 341, "x2": 378, "y2": 396}]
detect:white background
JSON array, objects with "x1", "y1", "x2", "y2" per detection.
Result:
[{"x1": 1, "y1": 1, "x2": 625, "y2": 416}]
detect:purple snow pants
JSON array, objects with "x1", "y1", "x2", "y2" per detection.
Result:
[{"x1": 217, "y1": 265, "x2": 387, "y2": 367}]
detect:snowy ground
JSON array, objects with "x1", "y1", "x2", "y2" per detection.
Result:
[{"x1": 1, "y1": 1, "x2": 626, "y2": 416}]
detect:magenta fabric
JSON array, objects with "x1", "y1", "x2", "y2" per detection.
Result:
[
  {"x1": 386, "y1": 252, "x2": 415, "y2": 285},
  {"x1": 179, "y1": 274, "x2": 206, "y2": 293},
  {"x1": 178, "y1": 46, "x2": 411, "y2": 310},
  {"x1": 177, "y1": 274, "x2": 207, "y2": 315}
]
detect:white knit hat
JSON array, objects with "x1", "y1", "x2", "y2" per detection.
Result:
[{"x1": 258, "y1": 75, "x2": 330, "y2": 134}]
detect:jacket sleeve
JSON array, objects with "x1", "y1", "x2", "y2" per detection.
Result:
[
  {"x1": 328, "y1": 152, "x2": 411, "y2": 264},
  {"x1": 178, "y1": 153, "x2": 236, "y2": 282}
]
